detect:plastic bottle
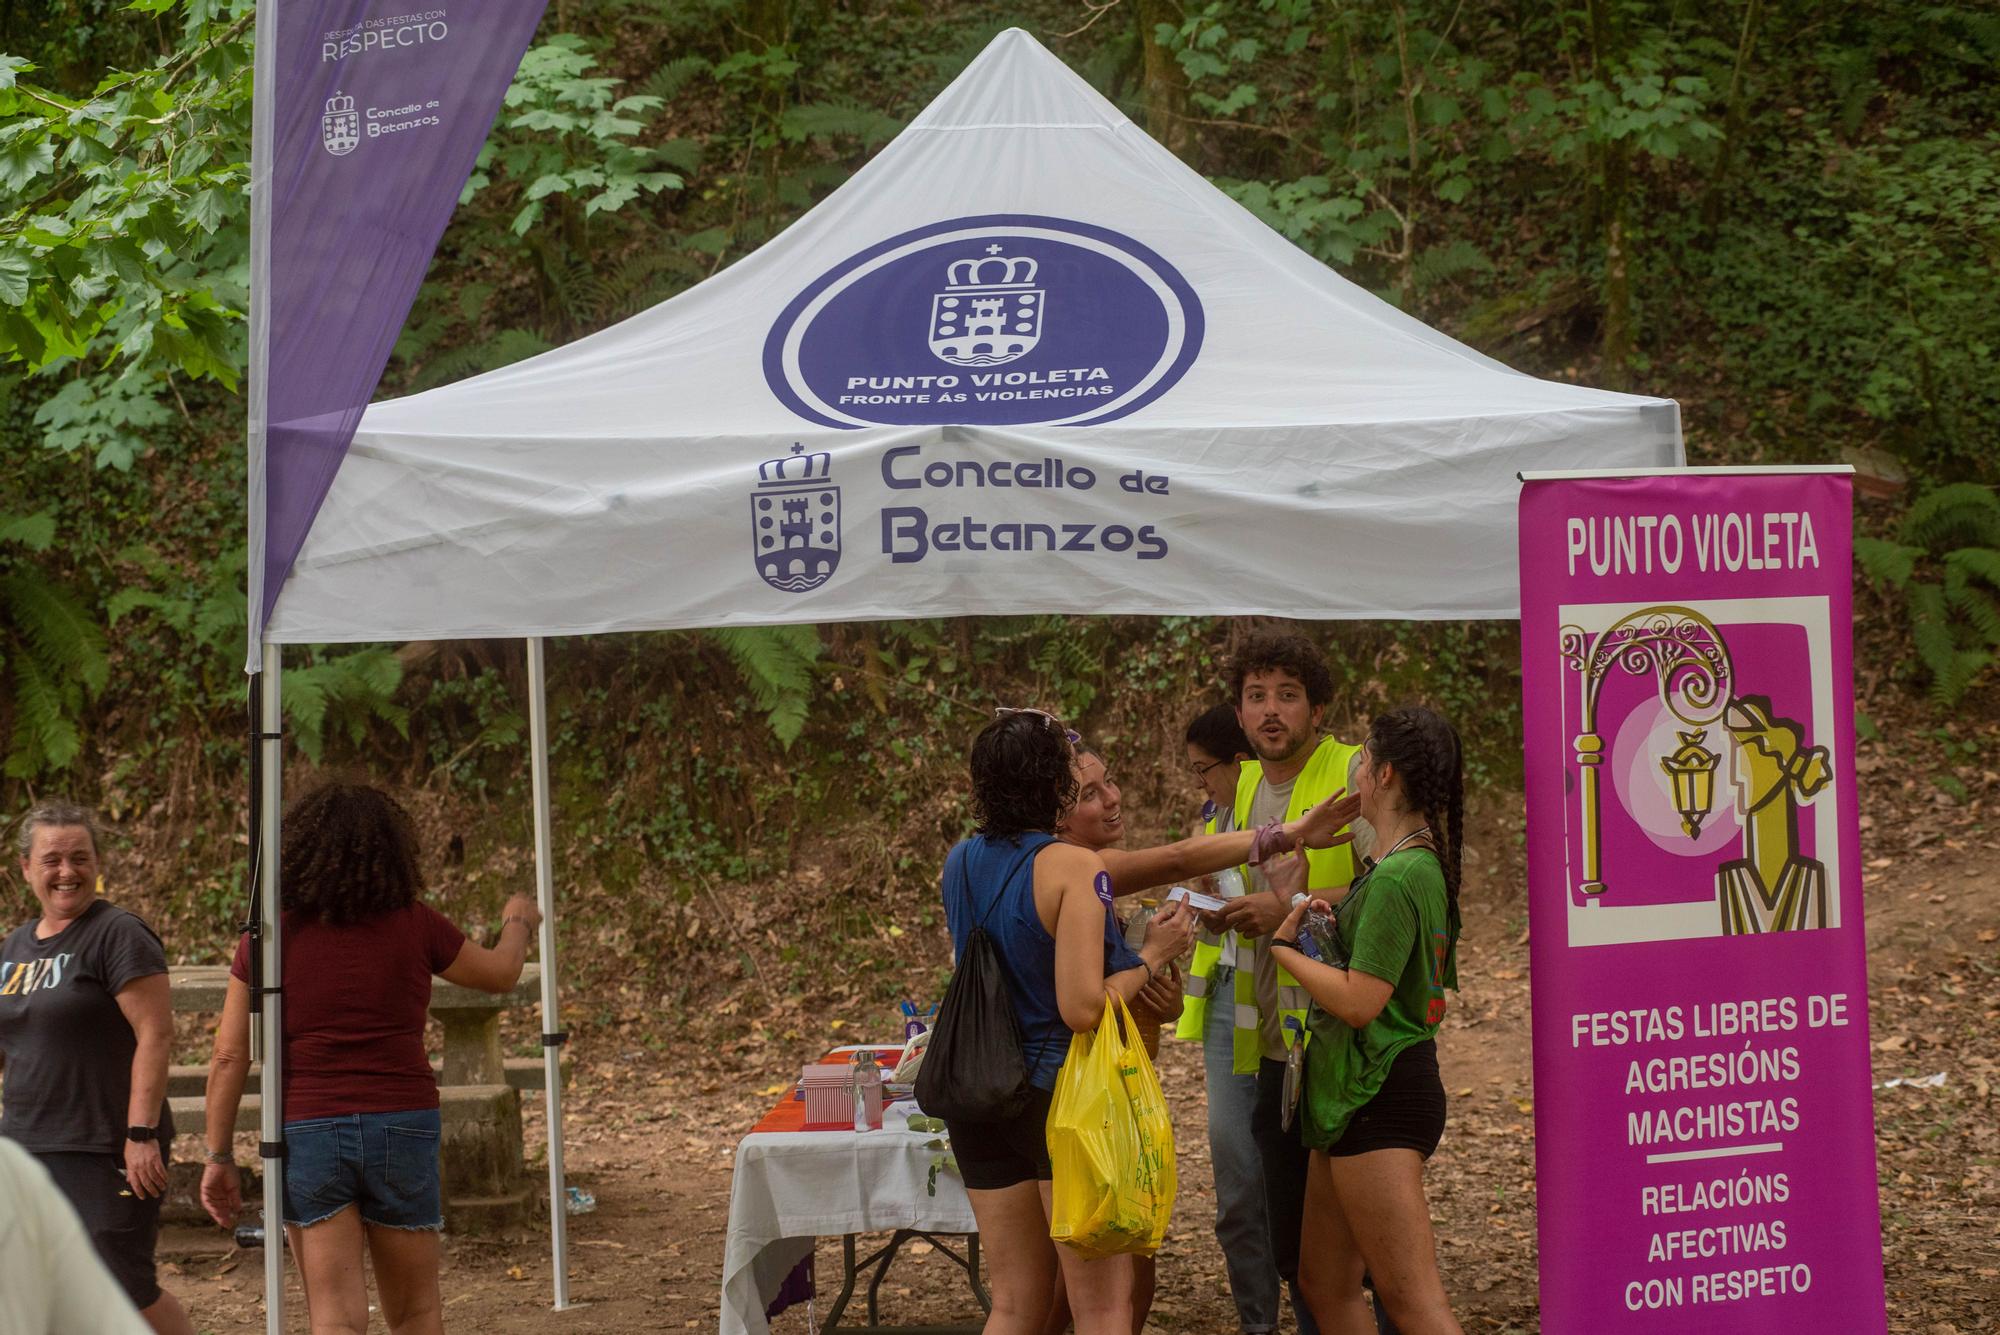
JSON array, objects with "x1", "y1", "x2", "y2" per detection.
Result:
[
  {"x1": 1122, "y1": 897, "x2": 1159, "y2": 951},
  {"x1": 1301, "y1": 903, "x2": 1342, "y2": 965},
  {"x1": 1211, "y1": 866, "x2": 1247, "y2": 901},
  {"x1": 851, "y1": 1051, "x2": 880, "y2": 1132}
]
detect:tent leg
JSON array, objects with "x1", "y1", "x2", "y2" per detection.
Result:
[
  {"x1": 527, "y1": 637, "x2": 572, "y2": 1310},
  {"x1": 258, "y1": 643, "x2": 286, "y2": 1335}
]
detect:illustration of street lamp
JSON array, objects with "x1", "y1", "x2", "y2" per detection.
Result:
[
  {"x1": 1659, "y1": 731, "x2": 1720, "y2": 838},
  {"x1": 1558, "y1": 606, "x2": 1735, "y2": 897}
]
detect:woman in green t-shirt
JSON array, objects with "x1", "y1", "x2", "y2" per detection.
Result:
[{"x1": 1267, "y1": 706, "x2": 1465, "y2": 1335}]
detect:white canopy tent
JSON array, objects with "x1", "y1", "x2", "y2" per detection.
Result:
[
  {"x1": 265, "y1": 29, "x2": 1677, "y2": 643},
  {"x1": 249, "y1": 26, "x2": 1680, "y2": 1325}
]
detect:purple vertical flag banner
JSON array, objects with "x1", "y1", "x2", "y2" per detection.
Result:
[
  {"x1": 247, "y1": 0, "x2": 548, "y2": 660},
  {"x1": 1519, "y1": 469, "x2": 1885, "y2": 1332}
]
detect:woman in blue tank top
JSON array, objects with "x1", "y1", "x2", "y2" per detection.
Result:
[{"x1": 939, "y1": 709, "x2": 1193, "y2": 1335}]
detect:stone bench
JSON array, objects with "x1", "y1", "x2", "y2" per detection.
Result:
[
  {"x1": 164, "y1": 1056, "x2": 561, "y2": 1098},
  {"x1": 170, "y1": 963, "x2": 551, "y2": 1232}
]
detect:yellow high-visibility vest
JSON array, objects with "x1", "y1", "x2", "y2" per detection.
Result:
[{"x1": 1174, "y1": 735, "x2": 1361, "y2": 1074}]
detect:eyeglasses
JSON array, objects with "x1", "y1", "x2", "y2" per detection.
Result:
[
  {"x1": 995, "y1": 706, "x2": 1080, "y2": 744},
  {"x1": 1189, "y1": 756, "x2": 1230, "y2": 779}
]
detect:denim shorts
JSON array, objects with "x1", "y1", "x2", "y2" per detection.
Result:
[{"x1": 283, "y1": 1109, "x2": 444, "y2": 1230}]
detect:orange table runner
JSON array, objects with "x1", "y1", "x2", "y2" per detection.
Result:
[{"x1": 749, "y1": 1044, "x2": 907, "y2": 1135}]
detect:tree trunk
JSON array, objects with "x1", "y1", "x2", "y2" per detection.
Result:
[
  {"x1": 1586, "y1": 0, "x2": 1632, "y2": 388},
  {"x1": 1136, "y1": 0, "x2": 1190, "y2": 158},
  {"x1": 1699, "y1": 0, "x2": 1765, "y2": 235}
]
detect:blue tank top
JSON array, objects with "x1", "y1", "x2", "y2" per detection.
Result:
[{"x1": 942, "y1": 833, "x2": 1144, "y2": 1090}]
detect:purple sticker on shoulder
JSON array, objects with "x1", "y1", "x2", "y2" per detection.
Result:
[{"x1": 1094, "y1": 871, "x2": 1114, "y2": 907}]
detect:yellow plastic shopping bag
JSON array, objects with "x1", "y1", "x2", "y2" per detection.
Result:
[{"x1": 1046, "y1": 991, "x2": 1177, "y2": 1259}]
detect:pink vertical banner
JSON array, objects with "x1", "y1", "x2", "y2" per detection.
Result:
[{"x1": 1519, "y1": 468, "x2": 1884, "y2": 1332}]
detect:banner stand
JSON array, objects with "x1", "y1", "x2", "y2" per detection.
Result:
[
  {"x1": 256, "y1": 643, "x2": 286, "y2": 1335},
  {"x1": 1518, "y1": 465, "x2": 1885, "y2": 1332},
  {"x1": 527, "y1": 638, "x2": 573, "y2": 1308}
]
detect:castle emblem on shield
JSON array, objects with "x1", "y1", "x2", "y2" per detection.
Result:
[
  {"x1": 929, "y1": 244, "x2": 1044, "y2": 367},
  {"x1": 322, "y1": 93, "x2": 360, "y2": 157},
  {"x1": 752, "y1": 444, "x2": 840, "y2": 593}
]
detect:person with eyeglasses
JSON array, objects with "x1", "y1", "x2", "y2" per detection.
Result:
[
  {"x1": 1176, "y1": 703, "x2": 1285, "y2": 1335},
  {"x1": 940, "y1": 710, "x2": 1194, "y2": 1335}
]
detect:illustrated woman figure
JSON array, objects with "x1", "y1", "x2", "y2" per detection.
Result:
[{"x1": 1715, "y1": 695, "x2": 1832, "y2": 933}]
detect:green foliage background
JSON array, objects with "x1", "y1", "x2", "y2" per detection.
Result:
[{"x1": 0, "y1": 0, "x2": 1995, "y2": 971}]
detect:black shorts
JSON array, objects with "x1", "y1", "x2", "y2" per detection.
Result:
[
  {"x1": 1326, "y1": 1039, "x2": 1447, "y2": 1159},
  {"x1": 944, "y1": 1085, "x2": 1056, "y2": 1191},
  {"x1": 37, "y1": 1150, "x2": 164, "y2": 1310}
]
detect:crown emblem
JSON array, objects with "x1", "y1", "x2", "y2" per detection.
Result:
[
  {"x1": 945, "y1": 246, "x2": 1038, "y2": 289},
  {"x1": 930, "y1": 242, "x2": 1046, "y2": 368},
  {"x1": 321, "y1": 91, "x2": 360, "y2": 157},
  {"x1": 750, "y1": 444, "x2": 840, "y2": 593},
  {"x1": 758, "y1": 442, "x2": 833, "y2": 486}
]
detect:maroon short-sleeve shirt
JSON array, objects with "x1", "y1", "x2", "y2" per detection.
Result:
[{"x1": 231, "y1": 903, "x2": 466, "y2": 1120}]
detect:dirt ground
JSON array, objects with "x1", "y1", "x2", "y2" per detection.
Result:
[{"x1": 161, "y1": 811, "x2": 2000, "y2": 1335}]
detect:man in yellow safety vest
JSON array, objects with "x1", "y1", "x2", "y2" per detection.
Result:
[{"x1": 1190, "y1": 629, "x2": 1375, "y2": 1335}]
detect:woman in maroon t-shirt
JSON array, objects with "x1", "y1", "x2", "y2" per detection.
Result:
[{"x1": 197, "y1": 783, "x2": 540, "y2": 1334}]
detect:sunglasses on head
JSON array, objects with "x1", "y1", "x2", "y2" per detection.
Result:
[{"x1": 995, "y1": 706, "x2": 1081, "y2": 745}]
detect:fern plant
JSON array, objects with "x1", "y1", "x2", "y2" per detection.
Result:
[
  {"x1": 110, "y1": 543, "x2": 408, "y2": 763},
  {"x1": 1856, "y1": 483, "x2": 2000, "y2": 707},
  {"x1": 0, "y1": 511, "x2": 109, "y2": 777},
  {"x1": 708, "y1": 625, "x2": 821, "y2": 747}
]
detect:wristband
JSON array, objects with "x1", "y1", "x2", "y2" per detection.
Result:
[
  {"x1": 1249, "y1": 819, "x2": 1297, "y2": 866},
  {"x1": 1269, "y1": 938, "x2": 1300, "y2": 952},
  {"x1": 503, "y1": 914, "x2": 532, "y2": 930}
]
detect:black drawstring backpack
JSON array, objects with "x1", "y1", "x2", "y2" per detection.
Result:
[{"x1": 915, "y1": 845, "x2": 1039, "y2": 1123}]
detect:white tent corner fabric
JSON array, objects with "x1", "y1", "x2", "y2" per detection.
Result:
[{"x1": 266, "y1": 24, "x2": 1681, "y2": 643}]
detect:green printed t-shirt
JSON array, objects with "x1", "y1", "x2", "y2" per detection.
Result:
[{"x1": 1300, "y1": 848, "x2": 1459, "y2": 1150}]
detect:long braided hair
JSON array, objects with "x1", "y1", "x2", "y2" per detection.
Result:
[{"x1": 1365, "y1": 706, "x2": 1465, "y2": 935}]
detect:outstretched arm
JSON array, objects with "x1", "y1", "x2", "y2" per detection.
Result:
[{"x1": 1099, "y1": 788, "x2": 1360, "y2": 896}]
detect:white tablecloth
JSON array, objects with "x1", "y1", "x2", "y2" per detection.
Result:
[{"x1": 720, "y1": 1099, "x2": 977, "y2": 1335}]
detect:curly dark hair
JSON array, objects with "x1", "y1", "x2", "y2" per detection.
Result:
[
  {"x1": 1183, "y1": 703, "x2": 1252, "y2": 761},
  {"x1": 1366, "y1": 706, "x2": 1465, "y2": 920},
  {"x1": 970, "y1": 712, "x2": 1078, "y2": 839},
  {"x1": 1228, "y1": 629, "x2": 1333, "y2": 709},
  {"x1": 280, "y1": 782, "x2": 426, "y2": 925}
]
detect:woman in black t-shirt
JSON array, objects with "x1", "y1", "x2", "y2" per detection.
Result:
[{"x1": 0, "y1": 800, "x2": 193, "y2": 1334}]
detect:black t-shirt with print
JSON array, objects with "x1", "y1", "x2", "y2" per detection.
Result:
[{"x1": 0, "y1": 900, "x2": 173, "y2": 1154}]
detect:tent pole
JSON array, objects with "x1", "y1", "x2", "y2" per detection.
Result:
[
  {"x1": 257, "y1": 642, "x2": 286, "y2": 1334},
  {"x1": 526, "y1": 637, "x2": 572, "y2": 1309}
]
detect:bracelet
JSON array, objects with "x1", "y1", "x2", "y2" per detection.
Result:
[
  {"x1": 1269, "y1": 938, "x2": 1300, "y2": 952},
  {"x1": 1140, "y1": 958, "x2": 1156, "y2": 981},
  {"x1": 204, "y1": 1148, "x2": 233, "y2": 1166},
  {"x1": 502, "y1": 914, "x2": 532, "y2": 930}
]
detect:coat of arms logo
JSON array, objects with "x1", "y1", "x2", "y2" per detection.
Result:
[
  {"x1": 752, "y1": 444, "x2": 840, "y2": 593},
  {"x1": 928, "y1": 244, "x2": 1044, "y2": 367},
  {"x1": 321, "y1": 92, "x2": 360, "y2": 157}
]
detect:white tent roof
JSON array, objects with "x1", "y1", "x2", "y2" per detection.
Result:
[{"x1": 267, "y1": 28, "x2": 1679, "y2": 643}]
